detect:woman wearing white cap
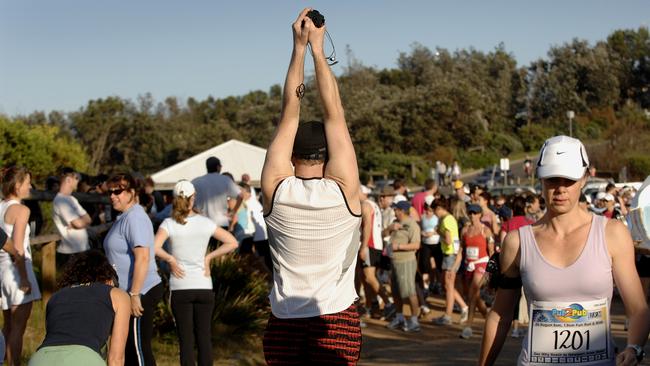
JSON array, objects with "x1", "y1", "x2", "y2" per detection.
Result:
[
  {"x1": 154, "y1": 180, "x2": 238, "y2": 366},
  {"x1": 479, "y1": 136, "x2": 650, "y2": 365}
]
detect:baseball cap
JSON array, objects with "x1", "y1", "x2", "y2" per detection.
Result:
[
  {"x1": 467, "y1": 204, "x2": 482, "y2": 214},
  {"x1": 454, "y1": 180, "x2": 464, "y2": 190},
  {"x1": 360, "y1": 185, "x2": 372, "y2": 195},
  {"x1": 391, "y1": 201, "x2": 411, "y2": 212},
  {"x1": 292, "y1": 121, "x2": 328, "y2": 160},
  {"x1": 497, "y1": 206, "x2": 513, "y2": 220},
  {"x1": 603, "y1": 193, "x2": 614, "y2": 202},
  {"x1": 173, "y1": 180, "x2": 195, "y2": 198},
  {"x1": 536, "y1": 135, "x2": 589, "y2": 181},
  {"x1": 595, "y1": 191, "x2": 607, "y2": 201},
  {"x1": 379, "y1": 186, "x2": 396, "y2": 196}
]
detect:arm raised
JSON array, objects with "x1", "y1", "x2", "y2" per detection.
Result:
[
  {"x1": 261, "y1": 8, "x2": 312, "y2": 212},
  {"x1": 308, "y1": 21, "x2": 360, "y2": 214}
]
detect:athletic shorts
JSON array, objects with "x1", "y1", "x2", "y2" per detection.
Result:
[
  {"x1": 29, "y1": 345, "x2": 105, "y2": 366},
  {"x1": 263, "y1": 304, "x2": 361, "y2": 365},
  {"x1": 418, "y1": 244, "x2": 443, "y2": 273},
  {"x1": 390, "y1": 258, "x2": 417, "y2": 298},
  {"x1": 363, "y1": 248, "x2": 383, "y2": 268},
  {"x1": 636, "y1": 255, "x2": 650, "y2": 278},
  {"x1": 465, "y1": 262, "x2": 487, "y2": 280},
  {"x1": 441, "y1": 254, "x2": 458, "y2": 272}
]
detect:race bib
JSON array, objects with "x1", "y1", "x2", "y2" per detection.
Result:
[
  {"x1": 528, "y1": 299, "x2": 611, "y2": 365},
  {"x1": 466, "y1": 247, "x2": 479, "y2": 260}
]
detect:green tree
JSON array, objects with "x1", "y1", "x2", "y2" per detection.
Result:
[{"x1": 0, "y1": 116, "x2": 88, "y2": 181}]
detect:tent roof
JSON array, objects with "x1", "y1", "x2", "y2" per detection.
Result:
[{"x1": 151, "y1": 139, "x2": 267, "y2": 190}]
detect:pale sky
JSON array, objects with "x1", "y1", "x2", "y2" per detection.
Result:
[{"x1": 1, "y1": 0, "x2": 648, "y2": 115}]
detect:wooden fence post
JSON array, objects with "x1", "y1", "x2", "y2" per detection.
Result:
[{"x1": 30, "y1": 234, "x2": 60, "y2": 303}]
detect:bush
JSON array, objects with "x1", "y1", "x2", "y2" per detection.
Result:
[
  {"x1": 625, "y1": 154, "x2": 650, "y2": 181},
  {"x1": 458, "y1": 149, "x2": 499, "y2": 170},
  {"x1": 517, "y1": 124, "x2": 555, "y2": 152},
  {"x1": 0, "y1": 116, "x2": 88, "y2": 180},
  {"x1": 153, "y1": 254, "x2": 271, "y2": 346},
  {"x1": 211, "y1": 254, "x2": 270, "y2": 335},
  {"x1": 489, "y1": 132, "x2": 523, "y2": 156}
]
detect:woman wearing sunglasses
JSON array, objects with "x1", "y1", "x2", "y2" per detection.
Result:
[{"x1": 103, "y1": 173, "x2": 162, "y2": 366}]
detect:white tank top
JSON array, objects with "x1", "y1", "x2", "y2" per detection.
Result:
[
  {"x1": 264, "y1": 177, "x2": 361, "y2": 318},
  {"x1": 0, "y1": 200, "x2": 32, "y2": 265},
  {"x1": 366, "y1": 199, "x2": 384, "y2": 251}
]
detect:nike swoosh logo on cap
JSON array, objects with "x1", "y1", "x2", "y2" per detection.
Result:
[{"x1": 556, "y1": 151, "x2": 566, "y2": 155}]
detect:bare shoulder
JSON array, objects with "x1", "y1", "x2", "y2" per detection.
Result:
[
  {"x1": 500, "y1": 229, "x2": 522, "y2": 276},
  {"x1": 604, "y1": 218, "x2": 634, "y2": 258},
  {"x1": 605, "y1": 217, "x2": 630, "y2": 237},
  {"x1": 6, "y1": 203, "x2": 30, "y2": 222},
  {"x1": 110, "y1": 287, "x2": 130, "y2": 308}
]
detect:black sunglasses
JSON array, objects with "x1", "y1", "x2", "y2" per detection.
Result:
[{"x1": 107, "y1": 188, "x2": 126, "y2": 196}]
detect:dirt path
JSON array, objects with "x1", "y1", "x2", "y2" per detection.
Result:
[{"x1": 359, "y1": 294, "x2": 647, "y2": 365}]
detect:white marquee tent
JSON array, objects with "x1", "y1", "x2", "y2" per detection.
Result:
[{"x1": 151, "y1": 139, "x2": 267, "y2": 190}]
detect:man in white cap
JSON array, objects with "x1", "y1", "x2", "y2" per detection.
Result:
[{"x1": 260, "y1": 8, "x2": 362, "y2": 364}]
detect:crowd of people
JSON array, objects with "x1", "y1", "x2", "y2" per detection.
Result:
[
  {"x1": 0, "y1": 160, "x2": 269, "y2": 365},
  {"x1": 0, "y1": 7, "x2": 649, "y2": 366}
]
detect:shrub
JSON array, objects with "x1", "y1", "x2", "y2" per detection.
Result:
[
  {"x1": 153, "y1": 254, "x2": 271, "y2": 346},
  {"x1": 625, "y1": 154, "x2": 650, "y2": 181}
]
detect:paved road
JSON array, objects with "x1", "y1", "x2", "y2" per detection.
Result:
[{"x1": 359, "y1": 294, "x2": 645, "y2": 365}]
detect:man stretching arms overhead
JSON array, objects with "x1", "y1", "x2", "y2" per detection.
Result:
[{"x1": 261, "y1": 8, "x2": 362, "y2": 366}]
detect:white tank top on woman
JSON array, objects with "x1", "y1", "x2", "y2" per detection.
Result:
[
  {"x1": 0, "y1": 199, "x2": 41, "y2": 309},
  {"x1": 264, "y1": 176, "x2": 361, "y2": 319},
  {"x1": 0, "y1": 200, "x2": 32, "y2": 265}
]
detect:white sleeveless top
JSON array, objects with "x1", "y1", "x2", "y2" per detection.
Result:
[
  {"x1": 264, "y1": 177, "x2": 361, "y2": 318},
  {"x1": 366, "y1": 199, "x2": 384, "y2": 251},
  {"x1": 0, "y1": 200, "x2": 32, "y2": 265}
]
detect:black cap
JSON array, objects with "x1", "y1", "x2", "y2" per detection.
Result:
[
  {"x1": 467, "y1": 204, "x2": 482, "y2": 214},
  {"x1": 292, "y1": 121, "x2": 328, "y2": 160}
]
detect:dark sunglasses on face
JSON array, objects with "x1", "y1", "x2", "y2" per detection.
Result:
[{"x1": 107, "y1": 188, "x2": 125, "y2": 196}]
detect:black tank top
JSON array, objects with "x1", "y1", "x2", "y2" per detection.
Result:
[{"x1": 39, "y1": 282, "x2": 115, "y2": 354}]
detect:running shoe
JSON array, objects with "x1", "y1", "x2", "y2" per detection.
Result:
[
  {"x1": 386, "y1": 316, "x2": 405, "y2": 330},
  {"x1": 383, "y1": 303, "x2": 397, "y2": 320},
  {"x1": 459, "y1": 307, "x2": 469, "y2": 324},
  {"x1": 432, "y1": 314, "x2": 452, "y2": 325},
  {"x1": 460, "y1": 326, "x2": 473, "y2": 339},
  {"x1": 403, "y1": 318, "x2": 421, "y2": 333},
  {"x1": 420, "y1": 304, "x2": 431, "y2": 315}
]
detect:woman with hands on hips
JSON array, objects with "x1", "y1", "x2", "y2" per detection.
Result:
[{"x1": 154, "y1": 180, "x2": 238, "y2": 366}]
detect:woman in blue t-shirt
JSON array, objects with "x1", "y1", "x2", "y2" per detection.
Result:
[
  {"x1": 154, "y1": 180, "x2": 238, "y2": 366},
  {"x1": 103, "y1": 173, "x2": 162, "y2": 366}
]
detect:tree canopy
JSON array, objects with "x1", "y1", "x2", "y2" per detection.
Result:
[{"x1": 8, "y1": 27, "x2": 650, "y2": 181}]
